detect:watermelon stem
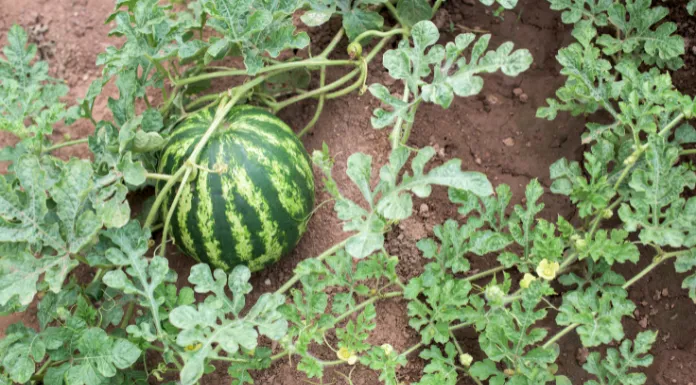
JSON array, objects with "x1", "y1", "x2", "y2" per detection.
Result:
[
  {"x1": 270, "y1": 32, "x2": 394, "y2": 113},
  {"x1": 145, "y1": 172, "x2": 173, "y2": 181},
  {"x1": 159, "y1": 166, "x2": 193, "y2": 258},
  {"x1": 318, "y1": 28, "x2": 345, "y2": 59},
  {"x1": 173, "y1": 58, "x2": 358, "y2": 87},
  {"x1": 275, "y1": 238, "x2": 350, "y2": 295}
]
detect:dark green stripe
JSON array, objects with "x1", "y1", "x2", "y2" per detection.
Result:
[
  {"x1": 220, "y1": 138, "x2": 268, "y2": 260},
  {"x1": 206, "y1": 141, "x2": 243, "y2": 267},
  {"x1": 233, "y1": 130, "x2": 314, "y2": 216}
]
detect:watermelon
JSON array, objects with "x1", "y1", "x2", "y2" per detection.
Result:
[{"x1": 157, "y1": 105, "x2": 315, "y2": 272}]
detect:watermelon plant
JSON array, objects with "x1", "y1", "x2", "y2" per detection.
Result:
[{"x1": 0, "y1": 0, "x2": 694, "y2": 385}]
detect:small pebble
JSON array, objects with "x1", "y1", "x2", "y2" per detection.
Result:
[
  {"x1": 519, "y1": 93, "x2": 529, "y2": 103},
  {"x1": 264, "y1": 279, "x2": 271, "y2": 286},
  {"x1": 419, "y1": 203, "x2": 429, "y2": 215},
  {"x1": 503, "y1": 137, "x2": 515, "y2": 147},
  {"x1": 513, "y1": 87, "x2": 524, "y2": 96},
  {"x1": 486, "y1": 94, "x2": 500, "y2": 105}
]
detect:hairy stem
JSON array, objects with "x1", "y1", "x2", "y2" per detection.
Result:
[
  {"x1": 465, "y1": 265, "x2": 507, "y2": 282},
  {"x1": 333, "y1": 291, "x2": 402, "y2": 325},
  {"x1": 144, "y1": 165, "x2": 187, "y2": 228},
  {"x1": 298, "y1": 67, "x2": 327, "y2": 137},
  {"x1": 354, "y1": 28, "x2": 407, "y2": 45},
  {"x1": 43, "y1": 138, "x2": 89, "y2": 152},
  {"x1": 174, "y1": 59, "x2": 357, "y2": 87},
  {"x1": 319, "y1": 28, "x2": 345, "y2": 58},
  {"x1": 276, "y1": 238, "x2": 350, "y2": 294},
  {"x1": 384, "y1": 2, "x2": 409, "y2": 33},
  {"x1": 159, "y1": 167, "x2": 193, "y2": 257},
  {"x1": 390, "y1": 84, "x2": 411, "y2": 149},
  {"x1": 120, "y1": 302, "x2": 136, "y2": 329},
  {"x1": 270, "y1": 32, "x2": 394, "y2": 112},
  {"x1": 145, "y1": 172, "x2": 173, "y2": 182},
  {"x1": 542, "y1": 251, "x2": 680, "y2": 349}
]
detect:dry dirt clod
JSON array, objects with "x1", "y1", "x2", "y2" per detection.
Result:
[
  {"x1": 503, "y1": 137, "x2": 515, "y2": 147},
  {"x1": 513, "y1": 87, "x2": 524, "y2": 96},
  {"x1": 419, "y1": 203, "x2": 430, "y2": 216},
  {"x1": 519, "y1": 93, "x2": 529, "y2": 103},
  {"x1": 576, "y1": 347, "x2": 589, "y2": 365},
  {"x1": 475, "y1": 157, "x2": 482, "y2": 165}
]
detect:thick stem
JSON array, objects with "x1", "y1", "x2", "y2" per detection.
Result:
[
  {"x1": 384, "y1": 2, "x2": 409, "y2": 32},
  {"x1": 43, "y1": 138, "x2": 89, "y2": 152},
  {"x1": 542, "y1": 252, "x2": 679, "y2": 349},
  {"x1": 400, "y1": 98, "x2": 422, "y2": 145},
  {"x1": 145, "y1": 172, "x2": 173, "y2": 182},
  {"x1": 159, "y1": 167, "x2": 193, "y2": 257},
  {"x1": 271, "y1": 70, "x2": 358, "y2": 112},
  {"x1": 465, "y1": 265, "x2": 507, "y2": 282},
  {"x1": 185, "y1": 93, "x2": 221, "y2": 111},
  {"x1": 319, "y1": 28, "x2": 345, "y2": 58},
  {"x1": 333, "y1": 291, "x2": 402, "y2": 325},
  {"x1": 325, "y1": 60, "x2": 367, "y2": 99},
  {"x1": 680, "y1": 149, "x2": 696, "y2": 156},
  {"x1": 120, "y1": 302, "x2": 136, "y2": 329},
  {"x1": 144, "y1": 166, "x2": 188, "y2": 228},
  {"x1": 298, "y1": 67, "x2": 327, "y2": 138},
  {"x1": 432, "y1": 0, "x2": 445, "y2": 14},
  {"x1": 276, "y1": 239, "x2": 349, "y2": 294},
  {"x1": 390, "y1": 84, "x2": 411, "y2": 149},
  {"x1": 354, "y1": 28, "x2": 407, "y2": 45},
  {"x1": 174, "y1": 59, "x2": 357, "y2": 86},
  {"x1": 271, "y1": 32, "x2": 393, "y2": 112}
]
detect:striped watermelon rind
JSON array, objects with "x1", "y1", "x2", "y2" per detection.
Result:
[{"x1": 157, "y1": 105, "x2": 315, "y2": 272}]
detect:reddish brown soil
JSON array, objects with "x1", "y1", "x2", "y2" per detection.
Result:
[{"x1": 1, "y1": 1, "x2": 695, "y2": 384}]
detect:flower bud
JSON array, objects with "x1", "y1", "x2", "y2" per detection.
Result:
[
  {"x1": 347, "y1": 42, "x2": 363, "y2": 59},
  {"x1": 381, "y1": 344, "x2": 394, "y2": 356},
  {"x1": 459, "y1": 353, "x2": 473, "y2": 367}
]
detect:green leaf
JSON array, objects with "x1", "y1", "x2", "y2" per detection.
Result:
[
  {"x1": 343, "y1": 8, "x2": 384, "y2": 41},
  {"x1": 0, "y1": 25, "x2": 72, "y2": 140},
  {"x1": 579, "y1": 229, "x2": 640, "y2": 265},
  {"x1": 415, "y1": 343, "x2": 459, "y2": 385},
  {"x1": 396, "y1": 0, "x2": 432, "y2": 27},
  {"x1": 619, "y1": 136, "x2": 696, "y2": 248},
  {"x1": 378, "y1": 20, "x2": 532, "y2": 111},
  {"x1": 65, "y1": 328, "x2": 141, "y2": 384},
  {"x1": 0, "y1": 156, "x2": 103, "y2": 306},
  {"x1": 674, "y1": 249, "x2": 696, "y2": 300},
  {"x1": 470, "y1": 359, "x2": 505, "y2": 384},
  {"x1": 689, "y1": 0, "x2": 696, "y2": 16},
  {"x1": 201, "y1": 0, "x2": 309, "y2": 74},
  {"x1": 315, "y1": 145, "x2": 492, "y2": 259},
  {"x1": 0, "y1": 324, "x2": 42, "y2": 383},
  {"x1": 597, "y1": 2, "x2": 684, "y2": 68},
  {"x1": 548, "y1": 0, "x2": 612, "y2": 26},
  {"x1": 556, "y1": 284, "x2": 635, "y2": 347},
  {"x1": 368, "y1": 83, "x2": 413, "y2": 129},
  {"x1": 173, "y1": 265, "x2": 287, "y2": 385},
  {"x1": 583, "y1": 331, "x2": 656, "y2": 385}
]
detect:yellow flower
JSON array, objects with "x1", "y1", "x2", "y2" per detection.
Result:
[
  {"x1": 184, "y1": 343, "x2": 202, "y2": 352},
  {"x1": 337, "y1": 347, "x2": 358, "y2": 365},
  {"x1": 459, "y1": 353, "x2": 473, "y2": 367},
  {"x1": 381, "y1": 344, "x2": 394, "y2": 356},
  {"x1": 520, "y1": 273, "x2": 537, "y2": 289},
  {"x1": 536, "y1": 259, "x2": 560, "y2": 281}
]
